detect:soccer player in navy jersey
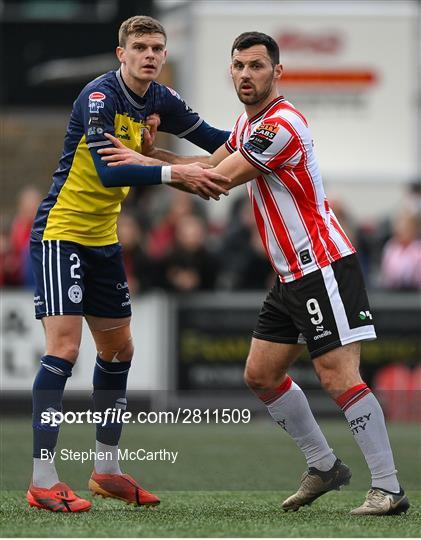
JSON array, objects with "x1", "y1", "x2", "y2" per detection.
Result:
[
  {"x1": 27, "y1": 15, "x2": 230, "y2": 512},
  {"x1": 101, "y1": 31, "x2": 409, "y2": 516}
]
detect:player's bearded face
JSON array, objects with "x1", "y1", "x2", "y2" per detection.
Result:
[{"x1": 231, "y1": 46, "x2": 279, "y2": 106}]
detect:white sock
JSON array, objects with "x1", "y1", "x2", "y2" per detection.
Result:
[
  {"x1": 336, "y1": 384, "x2": 400, "y2": 493},
  {"x1": 32, "y1": 458, "x2": 59, "y2": 488},
  {"x1": 263, "y1": 377, "x2": 337, "y2": 471},
  {"x1": 94, "y1": 441, "x2": 122, "y2": 474}
]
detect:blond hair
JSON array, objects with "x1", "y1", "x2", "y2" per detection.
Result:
[{"x1": 118, "y1": 16, "x2": 167, "y2": 47}]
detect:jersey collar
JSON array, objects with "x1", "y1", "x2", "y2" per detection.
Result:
[
  {"x1": 248, "y1": 96, "x2": 285, "y2": 125},
  {"x1": 115, "y1": 68, "x2": 147, "y2": 110}
]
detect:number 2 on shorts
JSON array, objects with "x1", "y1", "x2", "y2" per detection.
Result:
[{"x1": 70, "y1": 253, "x2": 81, "y2": 279}]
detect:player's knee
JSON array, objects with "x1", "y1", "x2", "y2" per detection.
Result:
[
  {"x1": 244, "y1": 365, "x2": 275, "y2": 392},
  {"x1": 118, "y1": 338, "x2": 134, "y2": 362},
  {"x1": 92, "y1": 324, "x2": 133, "y2": 362},
  {"x1": 316, "y1": 364, "x2": 350, "y2": 397},
  {"x1": 47, "y1": 344, "x2": 79, "y2": 364},
  {"x1": 317, "y1": 367, "x2": 337, "y2": 394}
]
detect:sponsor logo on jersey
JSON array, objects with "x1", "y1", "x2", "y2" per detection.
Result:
[
  {"x1": 116, "y1": 124, "x2": 131, "y2": 141},
  {"x1": 255, "y1": 122, "x2": 279, "y2": 139},
  {"x1": 166, "y1": 86, "x2": 181, "y2": 99},
  {"x1": 68, "y1": 284, "x2": 83, "y2": 304},
  {"x1": 88, "y1": 115, "x2": 104, "y2": 127},
  {"x1": 116, "y1": 281, "x2": 129, "y2": 290},
  {"x1": 244, "y1": 136, "x2": 271, "y2": 154},
  {"x1": 88, "y1": 91, "x2": 106, "y2": 114},
  {"x1": 166, "y1": 86, "x2": 192, "y2": 112},
  {"x1": 359, "y1": 310, "x2": 373, "y2": 321},
  {"x1": 245, "y1": 122, "x2": 280, "y2": 154},
  {"x1": 87, "y1": 126, "x2": 104, "y2": 136}
]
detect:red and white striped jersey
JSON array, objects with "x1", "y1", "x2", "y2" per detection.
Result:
[{"x1": 226, "y1": 96, "x2": 355, "y2": 283}]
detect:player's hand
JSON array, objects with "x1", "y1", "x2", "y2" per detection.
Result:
[
  {"x1": 98, "y1": 133, "x2": 161, "y2": 166},
  {"x1": 142, "y1": 114, "x2": 160, "y2": 156},
  {"x1": 171, "y1": 163, "x2": 230, "y2": 201}
]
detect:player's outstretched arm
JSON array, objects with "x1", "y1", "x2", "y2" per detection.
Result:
[
  {"x1": 99, "y1": 133, "x2": 228, "y2": 167},
  {"x1": 90, "y1": 144, "x2": 229, "y2": 201},
  {"x1": 211, "y1": 150, "x2": 261, "y2": 190},
  {"x1": 141, "y1": 125, "x2": 222, "y2": 166}
]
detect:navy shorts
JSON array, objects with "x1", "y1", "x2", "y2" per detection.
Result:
[{"x1": 30, "y1": 239, "x2": 132, "y2": 319}]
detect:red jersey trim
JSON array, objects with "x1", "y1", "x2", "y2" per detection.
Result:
[
  {"x1": 225, "y1": 140, "x2": 235, "y2": 154},
  {"x1": 248, "y1": 96, "x2": 285, "y2": 125}
]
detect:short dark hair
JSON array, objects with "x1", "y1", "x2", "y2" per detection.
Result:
[
  {"x1": 119, "y1": 15, "x2": 167, "y2": 47},
  {"x1": 231, "y1": 32, "x2": 280, "y2": 65}
]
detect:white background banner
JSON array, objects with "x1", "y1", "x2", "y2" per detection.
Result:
[{"x1": 1, "y1": 291, "x2": 171, "y2": 391}]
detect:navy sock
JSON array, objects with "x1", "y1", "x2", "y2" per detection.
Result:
[
  {"x1": 32, "y1": 355, "x2": 73, "y2": 458},
  {"x1": 92, "y1": 356, "x2": 131, "y2": 445}
]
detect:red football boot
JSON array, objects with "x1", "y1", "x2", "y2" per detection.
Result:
[
  {"x1": 27, "y1": 482, "x2": 92, "y2": 512},
  {"x1": 89, "y1": 471, "x2": 160, "y2": 507}
]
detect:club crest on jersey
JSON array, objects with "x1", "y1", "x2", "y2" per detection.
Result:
[
  {"x1": 68, "y1": 284, "x2": 83, "y2": 304},
  {"x1": 88, "y1": 92, "x2": 106, "y2": 114}
]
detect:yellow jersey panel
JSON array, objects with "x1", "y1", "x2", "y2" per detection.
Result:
[{"x1": 42, "y1": 115, "x2": 146, "y2": 246}]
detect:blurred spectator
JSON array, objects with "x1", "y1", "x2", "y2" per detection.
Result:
[
  {"x1": 146, "y1": 191, "x2": 206, "y2": 260},
  {"x1": 403, "y1": 179, "x2": 421, "y2": 238},
  {"x1": 117, "y1": 212, "x2": 158, "y2": 294},
  {"x1": 379, "y1": 212, "x2": 421, "y2": 290},
  {"x1": 162, "y1": 214, "x2": 218, "y2": 291},
  {"x1": 235, "y1": 228, "x2": 275, "y2": 290},
  {"x1": 0, "y1": 217, "x2": 21, "y2": 287},
  {"x1": 328, "y1": 196, "x2": 358, "y2": 247},
  {"x1": 328, "y1": 195, "x2": 374, "y2": 279},
  {"x1": 216, "y1": 195, "x2": 255, "y2": 289},
  {"x1": 9, "y1": 186, "x2": 42, "y2": 286}
]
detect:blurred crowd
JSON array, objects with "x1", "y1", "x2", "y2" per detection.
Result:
[{"x1": 1, "y1": 180, "x2": 420, "y2": 293}]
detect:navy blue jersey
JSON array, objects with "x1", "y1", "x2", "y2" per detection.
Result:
[{"x1": 32, "y1": 69, "x2": 229, "y2": 246}]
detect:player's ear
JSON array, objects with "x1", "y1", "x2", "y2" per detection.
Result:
[
  {"x1": 274, "y1": 63, "x2": 283, "y2": 82},
  {"x1": 116, "y1": 46, "x2": 125, "y2": 64}
]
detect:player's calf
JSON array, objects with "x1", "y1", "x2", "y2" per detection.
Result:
[{"x1": 90, "y1": 322, "x2": 134, "y2": 475}]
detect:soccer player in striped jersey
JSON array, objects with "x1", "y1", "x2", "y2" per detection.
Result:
[
  {"x1": 101, "y1": 31, "x2": 409, "y2": 516},
  {"x1": 27, "y1": 15, "x2": 230, "y2": 513}
]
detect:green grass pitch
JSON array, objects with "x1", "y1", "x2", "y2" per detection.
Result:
[{"x1": 1, "y1": 418, "x2": 420, "y2": 537}]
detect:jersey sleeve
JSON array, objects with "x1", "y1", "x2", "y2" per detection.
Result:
[
  {"x1": 158, "y1": 86, "x2": 204, "y2": 138},
  {"x1": 183, "y1": 121, "x2": 230, "y2": 153},
  {"x1": 77, "y1": 87, "x2": 116, "y2": 150},
  {"x1": 225, "y1": 115, "x2": 243, "y2": 154},
  {"x1": 240, "y1": 115, "x2": 302, "y2": 173}
]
